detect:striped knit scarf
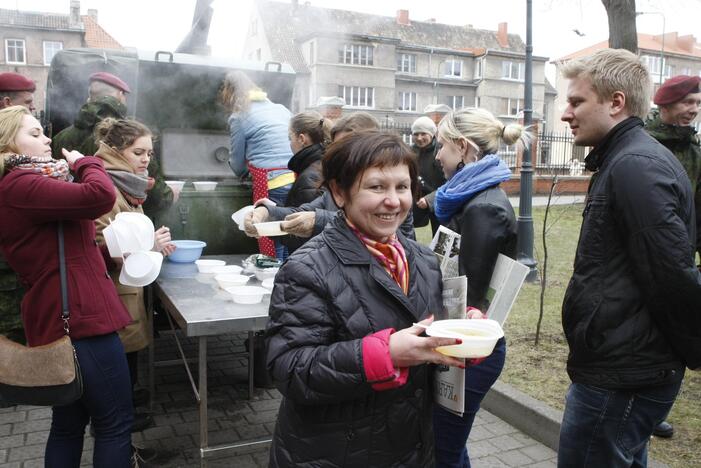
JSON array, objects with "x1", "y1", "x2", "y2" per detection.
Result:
[
  {"x1": 5, "y1": 154, "x2": 72, "y2": 182},
  {"x1": 347, "y1": 219, "x2": 409, "y2": 295}
]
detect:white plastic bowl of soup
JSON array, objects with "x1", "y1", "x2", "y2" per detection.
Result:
[{"x1": 425, "y1": 319, "x2": 504, "y2": 358}]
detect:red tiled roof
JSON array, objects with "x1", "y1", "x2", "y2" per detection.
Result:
[
  {"x1": 82, "y1": 15, "x2": 122, "y2": 50},
  {"x1": 556, "y1": 32, "x2": 701, "y2": 62}
]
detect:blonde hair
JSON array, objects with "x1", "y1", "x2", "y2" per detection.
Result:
[
  {"x1": 218, "y1": 71, "x2": 260, "y2": 113},
  {"x1": 290, "y1": 111, "x2": 332, "y2": 146},
  {"x1": 437, "y1": 107, "x2": 529, "y2": 157},
  {"x1": 561, "y1": 48, "x2": 651, "y2": 119},
  {"x1": 0, "y1": 105, "x2": 31, "y2": 179}
]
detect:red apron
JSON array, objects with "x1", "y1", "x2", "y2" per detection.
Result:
[{"x1": 247, "y1": 164, "x2": 290, "y2": 258}]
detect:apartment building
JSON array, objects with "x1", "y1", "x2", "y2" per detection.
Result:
[
  {"x1": 0, "y1": 1, "x2": 121, "y2": 113},
  {"x1": 554, "y1": 31, "x2": 701, "y2": 132},
  {"x1": 243, "y1": 0, "x2": 556, "y2": 130}
]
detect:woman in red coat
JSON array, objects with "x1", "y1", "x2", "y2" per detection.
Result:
[{"x1": 0, "y1": 106, "x2": 134, "y2": 467}]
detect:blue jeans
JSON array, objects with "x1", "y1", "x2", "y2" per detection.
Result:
[
  {"x1": 434, "y1": 337, "x2": 506, "y2": 468},
  {"x1": 557, "y1": 378, "x2": 684, "y2": 468},
  {"x1": 268, "y1": 184, "x2": 291, "y2": 260},
  {"x1": 45, "y1": 333, "x2": 133, "y2": 468}
]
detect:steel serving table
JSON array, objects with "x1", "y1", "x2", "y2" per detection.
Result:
[{"x1": 148, "y1": 254, "x2": 271, "y2": 466}]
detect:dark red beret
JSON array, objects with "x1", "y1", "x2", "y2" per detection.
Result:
[
  {"x1": 0, "y1": 72, "x2": 36, "y2": 92},
  {"x1": 654, "y1": 75, "x2": 701, "y2": 105},
  {"x1": 89, "y1": 72, "x2": 131, "y2": 93}
]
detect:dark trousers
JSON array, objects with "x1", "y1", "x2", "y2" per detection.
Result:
[
  {"x1": 557, "y1": 378, "x2": 683, "y2": 468},
  {"x1": 268, "y1": 185, "x2": 291, "y2": 260},
  {"x1": 433, "y1": 338, "x2": 506, "y2": 468},
  {"x1": 45, "y1": 333, "x2": 133, "y2": 468}
]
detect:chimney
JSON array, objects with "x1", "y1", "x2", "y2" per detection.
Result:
[
  {"x1": 87, "y1": 8, "x2": 98, "y2": 22},
  {"x1": 677, "y1": 34, "x2": 696, "y2": 53},
  {"x1": 396, "y1": 9, "x2": 410, "y2": 26},
  {"x1": 69, "y1": 0, "x2": 80, "y2": 27},
  {"x1": 497, "y1": 22, "x2": 509, "y2": 48}
]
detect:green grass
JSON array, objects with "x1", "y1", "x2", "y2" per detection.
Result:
[{"x1": 416, "y1": 203, "x2": 701, "y2": 468}]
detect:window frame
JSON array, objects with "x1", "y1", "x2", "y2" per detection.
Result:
[
  {"x1": 338, "y1": 85, "x2": 375, "y2": 108},
  {"x1": 501, "y1": 60, "x2": 524, "y2": 81},
  {"x1": 397, "y1": 53, "x2": 417, "y2": 73},
  {"x1": 43, "y1": 40, "x2": 63, "y2": 66},
  {"x1": 397, "y1": 91, "x2": 417, "y2": 112},
  {"x1": 5, "y1": 38, "x2": 26, "y2": 65},
  {"x1": 339, "y1": 43, "x2": 374, "y2": 66},
  {"x1": 442, "y1": 59, "x2": 463, "y2": 78},
  {"x1": 446, "y1": 95, "x2": 464, "y2": 110}
]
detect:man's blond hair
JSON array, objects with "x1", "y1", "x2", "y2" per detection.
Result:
[{"x1": 561, "y1": 49, "x2": 651, "y2": 119}]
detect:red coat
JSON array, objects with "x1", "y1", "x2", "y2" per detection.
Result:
[{"x1": 0, "y1": 157, "x2": 131, "y2": 346}]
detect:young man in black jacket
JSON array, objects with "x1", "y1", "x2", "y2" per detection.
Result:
[{"x1": 558, "y1": 48, "x2": 701, "y2": 467}]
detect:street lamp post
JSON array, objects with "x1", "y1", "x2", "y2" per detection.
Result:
[
  {"x1": 516, "y1": 0, "x2": 538, "y2": 281},
  {"x1": 636, "y1": 11, "x2": 667, "y2": 86}
]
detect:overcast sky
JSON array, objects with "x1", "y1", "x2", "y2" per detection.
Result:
[{"x1": 2, "y1": 0, "x2": 699, "y2": 67}]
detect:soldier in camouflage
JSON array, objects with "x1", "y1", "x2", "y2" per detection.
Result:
[
  {"x1": 644, "y1": 74, "x2": 701, "y2": 440},
  {"x1": 51, "y1": 72, "x2": 175, "y2": 215},
  {"x1": 645, "y1": 75, "x2": 701, "y2": 256},
  {"x1": 0, "y1": 72, "x2": 37, "y2": 344}
]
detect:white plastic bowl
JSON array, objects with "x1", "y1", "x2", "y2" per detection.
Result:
[
  {"x1": 225, "y1": 286, "x2": 269, "y2": 304},
  {"x1": 165, "y1": 180, "x2": 185, "y2": 191},
  {"x1": 231, "y1": 205, "x2": 255, "y2": 231},
  {"x1": 426, "y1": 319, "x2": 504, "y2": 358},
  {"x1": 215, "y1": 274, "x2": 250, "y2": 289},
  {"x1": 254, "y1": 221, "x2": 286, "y2": 237},
  {"x1": 254, "y1": 267, "x2": 279, "y2": 281},
  {"x1": 261, "y1": 277, "x2": 274, "y2": 290},
  {"x1": 193, "y1": 181, "x2": 218, "y2": 191},
  {"x1": 210, "y1": 265, "x2": 243, "y2": 275},
  {"x1": 195, "y1": 259, "x2": 226, "y2": 274}
]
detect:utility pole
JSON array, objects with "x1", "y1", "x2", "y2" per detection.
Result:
[{"x1": 517, "y1": 0, "x2": 538, "y2": 281}]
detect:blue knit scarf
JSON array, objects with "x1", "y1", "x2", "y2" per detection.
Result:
[{"x1": 434, "y1": 154, "x2": 511, "y2": 223}]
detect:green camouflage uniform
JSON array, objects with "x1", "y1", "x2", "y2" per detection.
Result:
[
  {"x1": 51, "y1": 96, "x2": 173, "y2": 217},
  {"x1": 645, "y1": 108, "x2": 701, "y2": 254},
  {"x1": 0, "y1": 256, "x2": 24, "y2": 344}
]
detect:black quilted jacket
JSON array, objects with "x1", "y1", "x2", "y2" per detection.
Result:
[{"x1": 265, "y1": 214, "x2": 443, "y2": 467}]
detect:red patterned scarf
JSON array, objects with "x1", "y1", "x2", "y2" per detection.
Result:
[
  {"x1": 347, "y1": 219, "x2": 409, "y2": 295},
  {"x1": 4, "y1": 154, "x2": 72, "y2": 182}
]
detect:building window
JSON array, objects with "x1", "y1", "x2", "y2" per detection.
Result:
[
  {"x1": 500, "y1": 98, "x2": 523, "y2": 116},
  {"x1": 43, "y1": 41, "x2": 63, "y2": 66},
  {"x1": 339, "y1": 44, "x2": 374, "y2": 66},
  {"x1": 443, "y1": 60, "x2": 462, "y2": 78},
  {"x1": 397, "y1": 53, "x2": 416, "y2": 73},
  {"x1": 474, "y1": 96, "x2": 481, "y2": 108},
  {"x1": 397, "y1": 91, "x2": 417, "y2": 111},
  {"x1": 474, "y1": 58, "x2": 484, "y2": 79},
  {"x1": 502, "y1": 61, "x2": 524, "y2": 80},
  {"x1": 681, "y1": 67, "x2": 691, "y2": 76},
  {"x1": 641, "y1": 55, "x2": 671, "y2": 79},
  {"x1": 309, "y1": 41, "x2": 315, "y2": 64},
  {"x1": 5, "y1": 39, "x2": 25, "y2": 64},
  {"x1": 338, "y1": 85, "x2": 375, "y2": 108},
  {"x1": 446, "y1": 96, "x2": 464, "y2": 110}
]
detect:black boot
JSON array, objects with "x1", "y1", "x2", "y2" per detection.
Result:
[
  {"x1": 653, "y1": 420, "x2": 674, "y2": 438},
  {"x1": 131, "y1": 412, "x2": 154, "y2": 433}
]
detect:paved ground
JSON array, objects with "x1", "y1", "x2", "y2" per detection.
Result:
[{"x1": 0, "y1": 328, "x2": 558, "y2": 467}]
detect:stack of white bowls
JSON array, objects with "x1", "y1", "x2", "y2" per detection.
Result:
[{"x1": 103, "y1": 213, "x2": 162, "y2": 287}]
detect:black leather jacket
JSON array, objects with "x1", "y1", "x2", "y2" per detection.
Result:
[
  {"x1": 286, "y1": 143, "x2": 324, "y2": 208},
  {"x1": 445, "y1": 185, "x2": 517, "y2": 310},
  {"x1": 563, "y1": 117, "x2": 701, "y2": 389},
  {"x1": 266, "y1": 215, "x2": 441, "y2": 467}
]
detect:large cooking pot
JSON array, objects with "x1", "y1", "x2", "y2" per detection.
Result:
[{"x1": 46, "y1": 48, "x2": 296, "y2": 255}]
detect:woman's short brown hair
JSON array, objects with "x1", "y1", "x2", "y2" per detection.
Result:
[{"x1": 322, "y1": 130, "x2": 419, "y2": 201}]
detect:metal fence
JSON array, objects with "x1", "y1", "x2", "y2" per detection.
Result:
[{"x1": 381, "y1": 122, "x2": 585, "y2": 176}]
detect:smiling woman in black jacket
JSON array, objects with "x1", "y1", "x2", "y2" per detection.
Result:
[
  {"x1": 432, "y1": 108, "x2": 527, "y2": 468},
  {"x1": 265, "y1": 131, "x2": 464, "y2": 467}
]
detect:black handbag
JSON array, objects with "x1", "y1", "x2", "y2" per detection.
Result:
[{"x1": 0, "y1": 222, "x2": 83, "y2": 406}]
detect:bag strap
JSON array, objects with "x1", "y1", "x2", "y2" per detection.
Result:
[{"x1": 57, "y1": 221, "x2": 70, "y2": 335}]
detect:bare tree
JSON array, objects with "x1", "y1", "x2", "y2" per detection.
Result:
[{"x1": 601, "y1": 0, "x2": 638, "y2": 52}]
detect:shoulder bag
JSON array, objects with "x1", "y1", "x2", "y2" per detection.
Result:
[{"x1": 0, "y1": 221, "x2": 83, "y2": 406}]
